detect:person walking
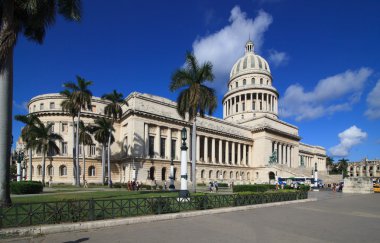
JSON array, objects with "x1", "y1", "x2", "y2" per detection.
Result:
[{"x1": 214, "y1": 181, "x2": 219, "y2": 192}]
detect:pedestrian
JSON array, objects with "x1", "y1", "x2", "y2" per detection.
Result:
[
  {"x1": 275, "y1": 182, "x2": 279, "y2": 190},
  {"x1": 48, "y1": 176, "x2": 53, "y2": 188},
  {"x1": 214, "y1": 181, "x2": 219, "y2": 192},
  {"x1": 209, "y1": 181, "x2": 213, "y2": 192},
  {"x1": 281, "y1": 183, "x2": 284, "y2": 190},
  {"x1": 84, "y1": 179, "x2": 88, "y2": 188}
]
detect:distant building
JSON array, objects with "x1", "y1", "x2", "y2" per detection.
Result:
[
  {"x1": 21, "y1": 40, "x2": 326, "y2": 185},
  {"x1": 347, "y1": 159, "x2": 380, "y2": 177}
]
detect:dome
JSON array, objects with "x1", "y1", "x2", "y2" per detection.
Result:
[{"x1": 229, "y1": 40, "x2": 271, "y2": 79}]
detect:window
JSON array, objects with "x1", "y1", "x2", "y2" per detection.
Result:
[
  {"x1": 88, "y1": 166, "x2": 96, "y2": 176},
  {"x1": 242, "y1": 102, "x2": 245, "y2": 111},
  {"x1": 59, "y1": 165, "x2": 67, "y2": 176},
  {"x1": 48, "y1": 146, "x2": 56, "y2": 156},
  {"x1": 79, "y1": 144, "x2": 82, "y2": 156},
  {"x1": 252, "y1": 101, "x2": 255, "y2": 110},
  {"x1": 37, "y1": 165, "x2": 42, "y2": 176},
  {"x1": 149, "y1": 136, "x2": 155, "y2": 158},
  {"x1": 201, "y1": 170, "x2": 205, "y2": 179},
  {"x1": 236, "y1": 104, "x2": 238, "y2": 112},
  {"x1": 90, "y1": 144, "x2": 96, "y2": 156},
  {"x1": 260, "y1": 102, "x2": 262, "y2": 110},
  {"x1": 40, "y1": 103, "x2": 44, "y2": 110},
  {"x1": 243, "y1": 79, "x2": 246, "y2": 85},
  {"x1": 252, "y1": 78, "x2": 255, "y2": 84},
  {"x1": 49, "y1": 122, "x2": 54, "y2": 132},
  {"x1": 160, "y1": 137, "x2": 166, "y2": 158},
  {"x1": 171, "y1": 139, "x2": 176, "y2": 159},
  {"x1": 235, "y1": 82, "x2": 238, "y2": 88},
  {"x1": 50, "y1": 102, "x2": 55, "y2": 109},
  {"x1": 47, "y1": 165, "x2": 54, "y2": 176},
  {"x1": 260, "y1": 78, "x2": 263, "y2": 85},
  {"x1": 61, "y1": 142, "x2": 67, "y2": 155},
  {"x1": 33, "y1": 105, "x2": 36, "y2": 112},
  {"x1": 62, "y1": 123, "x2": 68, "y2": 132}
]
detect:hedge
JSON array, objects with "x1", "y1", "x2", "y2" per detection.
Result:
[
  {"x1": 10, "y1": 181, "x2": 43, "y2": 194},
  {"x1": 233, "y1": 184, "x2": 275, "y2": 193}
]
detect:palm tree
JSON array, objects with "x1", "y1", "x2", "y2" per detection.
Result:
[
  {"x1": 62, "y1": 76, "x2": 93, "y2": 186},
  {"x1": 92, "y1": 117, "x2": 114, "y2": 185},
  {"x1": 170, "y1": 52, "x2": 217, "y2": 192},
  {"x1": 0, "y1": 0, "x2": 81, "y2": 205},
  {"x1": 102, "y1": 90, "x2": 127, "y2": 187},
  {"x1": 78, "y1": 121, "x2": 93, "y2": 185},
  {"x1": 29, "y1": 119, "x2": 63, "y2": 186},
  {"x1": 60, "y1": 89, "x2": 80, "y2": 185},
  {"x1": 14, "y1": 114, "x2": 39, "y2": 181}
]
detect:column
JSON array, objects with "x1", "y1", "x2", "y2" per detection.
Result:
[
  {"x1": 218, "y1": 139, "x2": 222, "y2": 164},
  {"x1": 237, "y1": 143, "x2": 241, "y2": 165},
  {"x1": 186, "y1": 127, "x2": 191, "y2": 162},
  {"x1": 167, "y1": 128, "x2": 172, "y2": 160},
  {"x1": 352, "y1": 166, "x2": 356, "y2": 177},
  {"x1": 278, "y1": 143, "x2": 282, "y2": 164},
  {"x1": 242, "y1": 144, "x2": 246, "y2": 166},
  {"x1": 154, "y1": 126, "x2": 160, "y2": 158},
  {"x1": 248, "y1": 145, "x2": 252, "y2": 166},
  {"x1": 211, "y1": 138, "x2": 216, "y2": 164},
  {"x1": 231, "y1": 142, "x2": 235, "y2": 165},
  {"x1": 289, "y1": 146, "x2": 292, "y2": 168},
  {"x1": 144, "y1": 123, "x2": 149, "y2": 157},
  {"x1": 366, "y1": 165, "x2": 370, "y2": 177},
  {"x1": 204, "y1": 136, "x2": 208, "y2": 163},
  {"x1": 286, "y1": 145, "x2": 289, "y2": 165},
  {"x1": 225, "y1": 141, "x2": 229, "y2": 164},
  {"x1": 373, "y1": 164, "x2": 377, "y2": 177},
  {"x1": 196, "y1": 135, "x2": 200, "y2": 162}
]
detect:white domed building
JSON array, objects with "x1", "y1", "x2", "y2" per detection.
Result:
[{"x1": 21, "y1": 40, "x2": 327, "y2": 186}]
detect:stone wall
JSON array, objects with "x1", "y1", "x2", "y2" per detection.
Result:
[{"x1": 343, "y1": 177, "x2": 373, "y2": 194}]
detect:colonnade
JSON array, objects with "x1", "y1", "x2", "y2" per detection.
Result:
[
  {"x1": 349, "y1": 164, "x2": 379, "y2": 177},
  {"x1": 299, "y1": 154, "x2": 314, "y2": 168},
  {"x1": 272, "y1": 141, "x2": 293, "y2": 167},
  {"x1": 224, "y1": 92, "x2": 277, "y2": 117},
  {"x1": 143, "y1": 124, "x2": 252, "y2": 167}
]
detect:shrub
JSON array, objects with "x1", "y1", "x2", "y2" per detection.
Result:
[
  {"x1": 299, "y1": 184, "x2": 310, "y2": 191},
  {"x1": 233, "y1": 184, "x2": 275, "y2": 193},
  {"x1": 10, "y1": 181, "x2": 43, "y2": 194},
  {"x1": 112, "y1": 183, "x2": 123, "y2": 188},
  {"x1": 217, "y1": 183, "x2": 229, "y2": 188},
  {"x1": 141, "y1": 185, "x2": 152, "y2": 190},
  {"x1": 149, "y1": 197, "x2": 174, "y2": 214},
  {"x1": 197, "y1": 182, "x2": 206, "y2": 186}
]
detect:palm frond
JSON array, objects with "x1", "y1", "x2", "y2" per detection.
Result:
[{"x1": 58, "y1": 0, "x2": 81, "y2": 21}]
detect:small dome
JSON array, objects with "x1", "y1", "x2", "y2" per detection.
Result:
[{"x1": 230, "y1": 41, "x2": 271, "y2": 79}]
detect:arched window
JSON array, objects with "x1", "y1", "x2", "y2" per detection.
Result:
[
  {"x1": 37, "y1": 165, "x2": 42, "y2": 176},
  {"x1": 247, "y1": 172, "x2": 250, "y2": 181},
  {"x1": 47, "y1": 165, "x2": 53, "y2": 176},
  {"x1": 161, "y1": 167, "x2": 166, "y2": 181},
  {"x1": 241, "y1": 172, "x2": 245, "y2": 180},
  {"x1": 235, "y1": 82, "x2": 238, "y2": 88},
  {"x1": 209, "y1": 170, "x2": 213, "y2": 179},
  {"x1": 236, "y1": 171, "x2": 239, "y2": 179},
  {"x1": 252, "y1": 78, "x2": 255, "y2": 84},
  {"x1": 260, "y1": 78, "x2": 263, "y2": 85},
  {"x1": 201, "y1": 170, "x2": 205, "y2": 179},
  {"x1": 230, "y1": 171, "x2": 233, "y2": 179},
  {"x1": 243, "y1": 79, "x2": 246, "y2": 85},
  {"x1": 149, "y1": 167, "x2": 155, "y2": 180},
  {"x1": 88, "y1": 166, "x2": 96, "y2": 176},
  {"x1": 59, "y1": 165, "x2": 67, "y2": 176},
  {"x1": 216, "y1": 170, "x2": 220, "y2": 179},
  {"x1": 223, "y1": 171, "x2": 226, "y2": 179}
]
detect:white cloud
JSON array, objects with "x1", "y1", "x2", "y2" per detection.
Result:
[
  {"x1": 365, "y1": 80, "x2": 380, "y2": 119},
  {"x1": 279, "y1": 68, "x2": 372, "y2": 121},
  {"x1": 268, "y1": 49, "x2": 289, "y2": 66},
  {"x1": 192, "y1": 6, "x2": 273, "y2": 93},
  {"x1": 329, "y1": 126, "x2": 367, "y2": 157},
  {"x1": 13, "y1": 100, "x2": 28, "y2": 113}
]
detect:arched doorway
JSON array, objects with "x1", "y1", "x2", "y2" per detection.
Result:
[
  {"x1": 149, "y1": 166, "x2": 155, "y2": 180},
  {"x1": 269, "y1": 171, "x2": 275, "y2": 184},
  {"x1": 161, "y1": 167, "x2": 166, "y2": 181}
]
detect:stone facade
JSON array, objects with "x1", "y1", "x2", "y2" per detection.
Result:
[
  {"x1": 21, "y1": 40, "x2": 327, "y2": 186},
  {"x1": 347, "y1": 159, "x2": 380, "y2": 178}
]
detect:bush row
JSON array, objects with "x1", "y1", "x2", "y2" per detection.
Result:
[
  {"x1": 232, "y1": 184, "x2": 310, "y2": 193},
  {"x1": 10, "y1": 181, "x2": 43, "y2": 194}
]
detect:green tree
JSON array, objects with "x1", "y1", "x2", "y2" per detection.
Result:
[
  {"x1": 62, "y1": 76, "x2": 93, "y2": 186},
  {"x1": 60, "y1": 89, "x2": 80, "y2": 185},
  {"x1": 29, "y1": 119, "x2": 63, "y2": 186},
  {"x1": 170, "y1": 52, "x2": 217, "y2": 191},
  {"x1": 0, "y1": 0, "x2": 81, "y2": 206},
  {"x1": 326, "y1": 156, "x2": 334, "y2": 173},
  {"x1": 102, "y1": 90, "x2": 127, "y2": 187},
  {"x1": 338, "y1": 158, "x2": 349, "y2": 178},
  {"x1": 91, "y1": 118, "x2": 114, "y2": 185},
  {"x1": 78, "y1": 121, "x2": 93, "y2": 185}
]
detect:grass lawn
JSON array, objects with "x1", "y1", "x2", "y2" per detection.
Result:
[{"x1": 11, "y1": 190, "x2": 178, "y2": 204}]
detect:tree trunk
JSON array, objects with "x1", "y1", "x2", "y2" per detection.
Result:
[
  {"x1": 42, "y1": 151, "x2": 46, "y2": 186},
  {"x1": 107, "y1": 132, "x2": 111, "y2": 187},
  {"x1": 82, "y1": 142, "x2": 86, "y2": 185},
  {"x1": 191, "y1": 117, "x2": 196, "y2": 192},
  {"x1": 29, "y1": 149, "x2": 32, "y2": 181},
  {"x1": 102, "y1": 145, "x2": 105, "y2": 185},
  {"x1": 72, "y1": 116, "x2": 76, "y2": 185},
  {"x1": 76, "y1": 111, "x2": 81, "y2": 186},
  {"x1": 0, "y1": 0, "x2": 15, "y2": 206}
]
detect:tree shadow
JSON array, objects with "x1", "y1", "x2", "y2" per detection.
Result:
[{"x1": 63, "y1": 237, "x2": 90, "y2": 243}]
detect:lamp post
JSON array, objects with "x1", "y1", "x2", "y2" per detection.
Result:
[
  {"x1": 314, "y1": 162, "x2": 318, "y2": 189},
  {"x1": 169, "y1": 158, "x2": 175, "y2": 190},
  {"x1": 15, "y1": 150, "x2": 24, "y2": 182},
  {"x1": 179, "y1": 127, "x2": 189, "y2": 198}
]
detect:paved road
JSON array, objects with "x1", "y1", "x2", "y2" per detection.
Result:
[{"x1": 6, "y1": 191, "x2": 380, "y2": 243}]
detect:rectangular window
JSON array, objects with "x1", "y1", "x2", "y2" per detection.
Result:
[
  {"x1": 171, "y1": 139, "x2": 176, "y2": 159},
  {"x1": 49, "y1": 122, "x2": 55, "y2": 132},
  {"x1": 242, "y1": 102, "x2": 245, "y2": 111},
  {"x1": 50, "y1": 102, "x2": 55, "y2": 109},
  {"x1": 252, "y1": 101, "x2": 255, "y2": 110},
  {"x1": 90, "y1": 144, "x2": 96, "y2": 156},
  {"x1": 62, "y1": 142, "x2": 67, "y2": 155},
  {"x1": 149, "y1": 136, "x2": 155, "y2": 158},
  {"x1": 236, "y1": 104, "x2": 238, "y2": 112},
  {"x1": 62, "y1": 123, "x2": 68, "y2": 132},
  {"x1": 40, "y1": 103, "x2": 44, "y2": 110},
  {"x1": 160, "y1": 137, "x2": 166, "y2": 158}
]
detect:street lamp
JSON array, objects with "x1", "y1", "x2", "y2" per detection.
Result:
[
  {"x1": 15, "y1": 150, "x2": 24, "y2": 182},
  {"x1": 179, "y1": 127, "x2": 189, "y2": 198},
  {"x1": 169, "y1": 158, "x2": 175, "y2": 190}
]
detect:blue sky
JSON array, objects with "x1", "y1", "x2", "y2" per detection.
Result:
[{"x1": 12, "y1": 0, "x2": 380, "y2": 162}]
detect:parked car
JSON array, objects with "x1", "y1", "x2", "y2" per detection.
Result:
[{"x1": 373, "y1": 183, "x2": 380, "y2": 193}]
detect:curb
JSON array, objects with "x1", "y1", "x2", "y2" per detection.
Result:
[{"x1": 0, "y1": 198, "x2": 316, "y2": 237}]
